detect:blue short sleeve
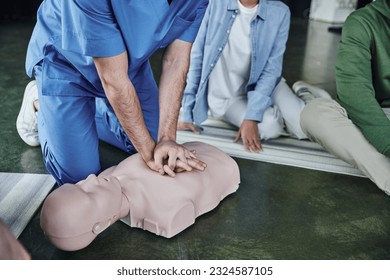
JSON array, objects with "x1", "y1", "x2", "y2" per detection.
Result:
[
  {"x1": 61, "y1": 0, "x2": 126, "y2": 57},
  {"x1": 178, "y1": 0, "x2": 208, "y2": 43}
]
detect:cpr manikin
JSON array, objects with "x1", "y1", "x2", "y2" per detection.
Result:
[{"x1": 40, "y1": 142, "x2": 240, "y2": 251}]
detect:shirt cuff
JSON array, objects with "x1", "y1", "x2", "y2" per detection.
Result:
[{"x1": 180, "y1": 108, "x2": 194, "y2": 123}]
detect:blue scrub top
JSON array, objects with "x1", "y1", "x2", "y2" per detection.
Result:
[{"x1": 26, "y1": 0, "x2": 208, "y2": 97}]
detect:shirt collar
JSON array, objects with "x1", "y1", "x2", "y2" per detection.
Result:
[{"x1": 227, "y1": 0, "x2": 267, "y2": 20}]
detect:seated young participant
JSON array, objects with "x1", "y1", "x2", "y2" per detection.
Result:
[
  {"x1": 40, "y1": 142, "x2": 240, "y2": 251},
  {"x1": 299, "y1": 0, "x2": 390, "y2": 194},
  {"x1": 178, "y1": 0, "x2": 309, "y2": 153}
]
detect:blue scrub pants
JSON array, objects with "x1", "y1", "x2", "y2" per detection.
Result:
[{"x1": 34, "y1": 63, "x2": 159, "y2": 185}]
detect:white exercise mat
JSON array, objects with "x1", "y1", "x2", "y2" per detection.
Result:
[
  {"x1": 177, "y1": 118, "x2": 364, "y2": 178},
  {"x1": 0, "y1": 173, "x2": 56, "y2": 237}
]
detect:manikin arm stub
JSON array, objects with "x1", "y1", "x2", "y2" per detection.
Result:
[{"x1": 40, "y1": 142, "x2": 240, "y2": 251}]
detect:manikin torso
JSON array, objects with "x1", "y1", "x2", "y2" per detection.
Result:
[{"x1": 40, "y1": 142, "x2": 240, "y2": 251}]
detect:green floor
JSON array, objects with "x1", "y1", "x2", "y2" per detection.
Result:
[{"x1": 1, "y1": 18, "x2": 390, "y2": 260}]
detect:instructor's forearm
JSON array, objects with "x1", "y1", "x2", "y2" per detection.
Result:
[
  {"x1": 94, "y1": 53, "x2": 155, "y2": 161},
  {"x1": 158, "y1": 40, "x2": 192, "y2": 142},
  {"x1": 106, "y1": 82, "x2": 155, "y2": 159}
]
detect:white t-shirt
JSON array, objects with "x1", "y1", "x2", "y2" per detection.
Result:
[{"x1": 207, "y1": 0, "x2": 258, "y2": 118}]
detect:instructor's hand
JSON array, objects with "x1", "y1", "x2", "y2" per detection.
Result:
[{"x1": 153, "y1": 140, "x2": 206, "y2": 177}]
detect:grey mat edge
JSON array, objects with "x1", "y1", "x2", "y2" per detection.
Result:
[
  {"x1": 177, "y1": 127, "x2": 365, "y2": 178},
  {"x1": 0, "y1": 172, "x2": 56, "y2": 238}
]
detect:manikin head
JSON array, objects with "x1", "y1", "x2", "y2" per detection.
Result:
[{"x1": 40, "y1": 174, "x2": 129, "y2": 251}]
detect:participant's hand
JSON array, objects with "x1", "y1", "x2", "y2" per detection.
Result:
[
  {"x1": 234, "y1": 120, "x2": 262, "y2": 153},
  {"x1": 0, "y1": 221, "x2": 30, "y2": 260},
  {"x1": 177, "y1": 121, "x2": 201, "y2": 134},
  {"x1": 154, "y1": 140, "x2": 206, "y2": 177}
]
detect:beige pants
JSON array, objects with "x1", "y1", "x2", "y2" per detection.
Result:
[{"x1": 300, "y1": 98, "x2": 390, "y2": 194}]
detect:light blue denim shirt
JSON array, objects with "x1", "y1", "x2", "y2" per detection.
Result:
[{"x1": 181, "y1": 0, "x2": 291, "y2": 125}]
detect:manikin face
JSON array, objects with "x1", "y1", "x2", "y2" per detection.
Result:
[
  {"x1": 76, "y1": 174, "x2": 120, "y2": 194},
  {"x1": 65, "y1": 174, "x2": 124, "y2": 215}
]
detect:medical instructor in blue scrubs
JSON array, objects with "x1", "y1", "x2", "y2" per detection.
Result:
[{"x1": 20, "y1": 0, "x2": 208, "y2": 185}]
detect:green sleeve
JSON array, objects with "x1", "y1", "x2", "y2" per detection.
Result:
[{"x1": 336, "y1": 16, "x2": 390, "y2": 156}]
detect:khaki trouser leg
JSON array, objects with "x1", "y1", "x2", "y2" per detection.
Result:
[{"x1": 300, "y1": 98, "x2": 390, "y2": 194}]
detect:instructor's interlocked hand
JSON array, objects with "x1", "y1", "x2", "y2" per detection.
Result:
[{"x1": 153, "y1": 140, "x2": 207, "y2": 177}]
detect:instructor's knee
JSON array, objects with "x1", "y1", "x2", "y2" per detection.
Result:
[{"x1": 42, "y1": 146, "x2": 100, "y2": 186}]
